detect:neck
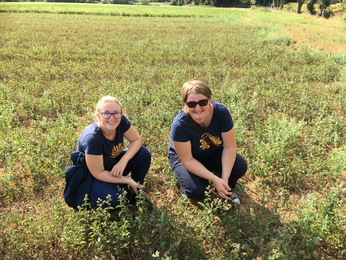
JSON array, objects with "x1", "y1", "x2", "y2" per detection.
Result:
[{"x1": 98, "y1": 123, "x2": 116, "y2": 140}]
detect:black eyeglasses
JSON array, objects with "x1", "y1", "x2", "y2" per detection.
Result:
[
  {"x1": 186, "y1": 99, "x2": 209, "y2": 108},
  {"x1": 101, "y1": 112, "x2": 122, "y2": 119}
]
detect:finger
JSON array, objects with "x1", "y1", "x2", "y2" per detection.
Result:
[
  {"x1": 221, "y1": 193, "x2": 232, "y2": 200},
  {"x1": 133, "y1": 188, "x2": 139, "y2": 195},
  {"x1": 214, "y1": 192, "x2": 221, "y2": 198}
]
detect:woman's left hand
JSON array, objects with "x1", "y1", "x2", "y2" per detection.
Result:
[
  {"x1": 110, "y1": 159, "x2": 128, "y2": 177},
  {"x1": 213, "y1": 177, "x2": 232, "y2": 200}
]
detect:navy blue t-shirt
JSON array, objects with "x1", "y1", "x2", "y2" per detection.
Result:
[
  {"x1": 76, "y1": 115, "x2": 131, "y2": 159},
  {"x1": 168, "y1": 101, "x2": 233, "y2": 161}
]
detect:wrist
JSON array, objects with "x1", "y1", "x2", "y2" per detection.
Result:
[
  {"x1": 210, "y1": 174, "x2": 219, "y2": 183},
  {"x1": 221, "y1": 173, "x2": 229, "y2": 181},
  {"x1": 122, "y1": 155, "x2": 130, "y2": 161}
]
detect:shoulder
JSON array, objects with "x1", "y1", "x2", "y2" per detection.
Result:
[
  {"x1": 212, "y1": 101, "x2": 229, "y2": 113},
  {"x1": 212, "y1": 101, "x2": 232, "y2": 118},
  {"x1": 79, "y1": 121, "x2": 103, "y2": 142},
  {"x1": 171, "y1": 109, "x2": 189, "y2": 128},
  {"x1": 121, "y1": 114, "x2": 131, "y2": 125},
  {"x1": 211, "y1": 101, "x2": 233, "y2": 131},
  {"x1": 120, "y1": 114, "x2": 131, "y2": 132}
]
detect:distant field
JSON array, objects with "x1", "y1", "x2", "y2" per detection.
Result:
[
  {"x1": 0, "y1": 2, "x2": 249, "y2": 17},
  {"x1": 0, "y1": 4, "x2": 345, "y2": 260}
]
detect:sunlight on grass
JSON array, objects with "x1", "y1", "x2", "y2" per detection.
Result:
[{"x1": 0, "y1": 4, "x2": 345, "y2": 259}]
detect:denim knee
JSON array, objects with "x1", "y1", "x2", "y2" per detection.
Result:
[
  {"x1": 183, "y1": 186, "x2": 206, "y2": 201},
  {"x1": 138, "y1": 146, "x2": 151, "y2": 165}
]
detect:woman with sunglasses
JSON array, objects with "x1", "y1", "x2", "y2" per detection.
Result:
[
  {"x1": 74, "y1": 96, "x2": 152, "y2": 210},
  {"x1": 168, "y1": 80, "x2": 247, "y2": 205}
]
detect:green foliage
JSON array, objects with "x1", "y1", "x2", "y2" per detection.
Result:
[
  {"x1": 0, "y1": 5, "x2": 345, "y2": 259},
  {"x1": 293, "y1": 184, "x2": 346, "y2": 258},
  {"x1": 306, "y1": 0, "x2": 318, "y2": 14},
  {"x1": 255, "y1": 114, "x2": 305, "y2": 189},
  {"x1": 327, "y1": 144, "x2": 346, "y2": 174},
  {"x1": 111, "y1": 0, "x2": 132, "y2": 4},
  {"x1": 259, "y1": 27, "x2": 293, "y2": 46}
]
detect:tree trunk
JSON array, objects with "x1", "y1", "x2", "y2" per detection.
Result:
[
  {"x1": 274, "y1": 0, "x2": 279, "y2": 8},
  {"x1": 280, "y1": 0, "x2": 285, "y2": 9},
  {"x1": 297, "y1": 0, "x2": 304, "y2": 13},
  {"x1": 320, "y1": 2, "x2": 327, "y2": 16}
]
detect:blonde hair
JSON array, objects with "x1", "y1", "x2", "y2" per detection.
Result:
[
  {"x1": 94, "y1": 96, "x2": 122, "y2": 121},
  {"x1": 180, "y1": 80, "x2": 212, "y2": 103}
]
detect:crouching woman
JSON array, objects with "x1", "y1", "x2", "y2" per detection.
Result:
[
  {"x1": 168, "y1": 80, "x2": 247, "y2": 205},
  {"x1": 64, "y1": 96, "x2": 152, "y2": 210}
]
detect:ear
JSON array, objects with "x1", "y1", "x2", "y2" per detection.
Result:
[{"x1": 95, "y1": 112, "x2": 101, "y2": 122}]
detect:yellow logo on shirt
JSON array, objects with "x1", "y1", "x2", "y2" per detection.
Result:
[
  {"x1": 200, "y1": 133, "x2": 222, "y2": 150},
  {"x1": 109, "y1": 143, "x2": 124, "y2": 158}
]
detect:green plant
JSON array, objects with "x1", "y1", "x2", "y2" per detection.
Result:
[
  {"x1": 306, "y1": 0, "x2": 317, "y2": 14},
  {"x1": 293, "y1": 184, "x2": 346, "y2": 258},
  {"x1": 255, "y1": 114, "x2": 305, "y2": 190}
]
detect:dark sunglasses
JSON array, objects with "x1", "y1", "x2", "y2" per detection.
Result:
[{"x1": 186, "y1": 99, "x2": 209, "y2": 108}]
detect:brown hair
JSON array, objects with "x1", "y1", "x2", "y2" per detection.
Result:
[
  {"x1": 94, "y1": 96, "x2": 122, "y2": 121},
  {"x1": 180, "y1": 80, "x2": 212, "y2": 103}
]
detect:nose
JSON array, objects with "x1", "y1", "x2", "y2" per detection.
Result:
[{"x1": 194, "y1": 104, "x2": 202, "y2": 110}]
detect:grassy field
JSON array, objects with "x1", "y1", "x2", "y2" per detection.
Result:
[{"x1": 0, "y1": 3, "x2": 346, "y2": 259}]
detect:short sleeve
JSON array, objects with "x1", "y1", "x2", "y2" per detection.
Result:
[
  {"x1": 171, "y1": 121, "x2": 189, "y2": 143},
  {"x1": 82, "y1": 133, "x2": 103, "y2": 155},
  {"x1": 120, "y1": 115, "x2": 131, "y2": 133},
  {"x1": 219, "y1": 105, "x2": 234, "y2": 132},
  {"x1": 170, "y1": 115, "x2": 190, "y2": 143}
]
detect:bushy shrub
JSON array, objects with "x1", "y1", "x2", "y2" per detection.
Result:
[{"x1": 112, "y1": 0, "x2": 132, "y2": 3}]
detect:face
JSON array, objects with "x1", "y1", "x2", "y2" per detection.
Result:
[
  {"x1": 97, "y1": 102, "x2": 122, "y2": 134},
  {"x1": 185, "y1": 93, "x2": 211, "y2": 124}
]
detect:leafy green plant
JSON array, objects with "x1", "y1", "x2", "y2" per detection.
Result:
[
  {"x1": 327, "y1": 144, "x2": 346, "y2": 175},
  {"x1": 293, "y1": 184, "x2": 346, "y2": 258},
  {"x1": 255, "y1": 114, "x2": 305, "y2": 189}
]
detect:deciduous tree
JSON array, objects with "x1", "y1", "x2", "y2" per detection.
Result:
[{"x1": 297, "y1": 0, "x2": 305, "y2": 13}]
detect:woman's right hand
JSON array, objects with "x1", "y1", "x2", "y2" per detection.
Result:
[{"x1": 213, "y1": 177, "x2": 232, "y2": 200}]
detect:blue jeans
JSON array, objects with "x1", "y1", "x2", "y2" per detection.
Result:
[
  {"x1": 168, "y1": 148, "x2": 247, "y2": 200},
  {"x1": 89, "y1": 146, "x2": 151, "y2": 209}
]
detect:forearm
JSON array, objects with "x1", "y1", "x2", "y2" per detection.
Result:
[
  {"x1": 221, "y1": 147, "x2": 236, "y2": 182},
  {"x1": 120, "y1": 139, "x2": 142, "y2": 163},
  {"x1": 183, "y1": 158, "x2": 218, "y2": 183},
  {"x1": 92, "y1": 170, "x2": 134, "y2": 185}
]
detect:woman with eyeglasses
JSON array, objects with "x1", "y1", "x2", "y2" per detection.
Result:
[
  {"x1": 74, "y1": 96, "x2": 152, "y2": 210},
  {"x1": 168, "y1": 80, "x2": 247, "y2": 205}
]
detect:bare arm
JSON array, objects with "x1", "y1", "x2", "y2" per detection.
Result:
[
  {"x1": 220, "y1": 128, "x2": 237, "y2": 184},
  {"x1": 85, "y1": 126, "x2": 143, "y2": 195},
  {"x1": 172, "y1": 140, "x2": 232, "y2": 200},
  {"x1": 85, "y1": 154, "x2": 141, "y2": 194},
  {"x1": 110, "y1": 125, "x2": 142, "y2": 177}
]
